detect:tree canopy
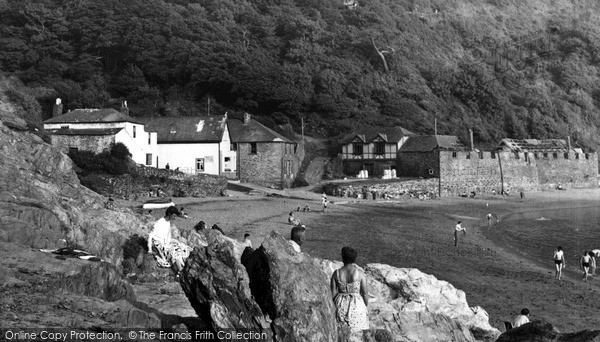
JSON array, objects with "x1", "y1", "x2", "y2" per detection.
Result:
[{"x1": 2, "y1": 0, "x2": 600, "y2": 149}]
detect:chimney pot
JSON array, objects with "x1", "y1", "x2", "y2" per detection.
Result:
[
  {"x1": 243, "y1": 112, "x2": 251, "y2": 125},
  {"x1": 120, "y1": 100, "x2": 129, "y2": 116},
  {"x1": 52, "y1": 98, "x2": 63, "y2": 117}
]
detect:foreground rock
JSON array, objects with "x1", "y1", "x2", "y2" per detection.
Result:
[
  {"x1": 179, "y1": 232, "x2": 271, "y2": 340},
  {"x1": 496, "y1": 320, "x2": 600, "y2": 342},
  {"x1": 250, "y1": 232, "x2": 339, "y2": 342}
]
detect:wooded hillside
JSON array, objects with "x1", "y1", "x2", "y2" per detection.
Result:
[{"x1": 2, "y1": 0, "x2": 600, "y2": 149}]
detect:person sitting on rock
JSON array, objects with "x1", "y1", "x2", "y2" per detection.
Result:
[
  {"x1": 147, "y1": 206, "x2": 191, "y2": 274},
  {"x1": 193, "y1": 220, "x2": 207, "y2": 231},
  {"x1": 211, "y1": 224, "x2": 224, "y2": 234},
  {"x1": 330, "y1": 246, "x2": 370, "y2": 332},
  {"x1": 289, "y1": 224, "x2": 306, "y2": 253},
  {"x1": 512, "y1": 308, "x2": 530, "y2": 328},
  {"x1": 303, "y1": 205, "x2": 310, "y2": 212},
  {"x1": 243, "y1": 233, "x2": 252, "y2": 248}
]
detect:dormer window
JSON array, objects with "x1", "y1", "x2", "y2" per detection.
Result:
[{"x1": 374, "y1": 142, "x2": 385, "y2": 155}]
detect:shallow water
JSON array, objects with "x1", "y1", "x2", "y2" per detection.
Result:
[{"x1": 492, "y1": 205, "x2": 600, "y2": 275}]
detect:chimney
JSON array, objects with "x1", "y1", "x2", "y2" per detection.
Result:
[
  {"x1": 222, "y1": 111, "x2": 228, "y2": 123},
  {"x1": 469, "y1": 129, "x2": 474, "y2": 151},
  {"x1": 119, "y1": 100, "x2": 129, "y2": 116},
  {"x1": 53, "y1": 98, "x2": 63, "y2": 117},
  {"x1": 243, "y1": 112, "x2": 251, "y2": 125},
  {"x1": 567, "y1": 136, "x2": 571, "y2": 150}
]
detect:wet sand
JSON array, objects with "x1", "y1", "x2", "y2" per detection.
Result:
[{"x1": 133, "y1": 188, "x2": 600, "y2": 333}]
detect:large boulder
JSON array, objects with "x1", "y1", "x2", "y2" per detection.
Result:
[
  {"x1": 247, "y1": 231, "x2": 339, "y2": 342},
  {"x1": 179, "y1": 234, "x2": 271, "y2": 340},
  {"x1": 496, "y1": 320, "x2": 600, "y2": 342}
]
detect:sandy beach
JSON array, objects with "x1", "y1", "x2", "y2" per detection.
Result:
[{"x1": 129, "y1": 187, "x2": 600, "y2": 333}]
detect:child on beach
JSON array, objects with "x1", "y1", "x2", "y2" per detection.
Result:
[{"x1": 554, "y1": 246, "x2": 565, "y2": 280}]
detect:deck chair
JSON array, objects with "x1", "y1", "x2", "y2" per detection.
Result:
[{"x1": 504, "y1": 321, "x2": 513, "y2": 331}]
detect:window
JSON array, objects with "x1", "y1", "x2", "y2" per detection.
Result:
[
  {"x1": 68, "y1": 147, "x2": 78, "y2": 155},
  {"x1": 533, "y1": 152, "x2": 538, "y2": 159},
  {"x1": 466, "y1": 153, "x2": 470, "y2": 159},
  {"x1": 231, "y1": 143, "x2": 237, "y2": 151},
  {"x1": 133, "y1": 126, "x2": 137, "y2": 138},
  {"x1": 514, "y1": 152, "x2": 520, "y2": 159},
  {"x1": 552, "y1": 152, "x2": 558, "y2": 159},
  {"x1": 285, "y1": 160, "x2": 291, "y2": 174},
  {"x1": 61, "y1": 125, "x2": 70, "y2": 130},
  {"x1": 585, "y1": 153, "x2": 590, "y2": 160},
  {"x1": 543, "y1": 152, "x2": 548, "y2": 158},
  {"x1": 352, "y1": 143, "x2": 363, "y2": 156},
  {"x1": 524, "y1": 153, "x2": 529, "y2": 162},
  {"x1": 452, "y1": 152, "x2": 457, "y2": 158},
  {"x1": 250, "y1": 142, "x2": 257, "y2": 154},
  {"x1": 374, "y1": 142, "x2": 385, "y2": 155},
  {"x1": 479, "y1": 151, "x2": 484, "y2": 159},
  {"x1": 564, "y1": 152, "x2": 569, "y2": 159},
  {"x1": 145, "y1": 153, "x2": 152, "y2": 165},
  {"x1": 491, "y1": 151, "x2": 496, "y2": 159},
  {"x1": 196, "y1": 158, "x2": 205, "y2": 172},
  {"x1": 148, "y1": 133, "x2": 151, "y2": 145},
  {"x1": 575, "y1": 153, "x2": 580, "y2": 159}
]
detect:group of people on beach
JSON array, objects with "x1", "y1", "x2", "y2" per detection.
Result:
[
  {"x1": 146, "y1": 204, "x2": 370, "y2": 333},
  {"x1": 553, "y1": 246, "x2": 598, "y2": 281}
]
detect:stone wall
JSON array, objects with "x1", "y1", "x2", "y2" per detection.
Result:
[
  {"x1": 51, "y1": 135, "x2": 114, "y2": 154},
  {"x1": 238, "y1": 142, "x2": 303, "y2": 189},
  {"x1": 397, "y1": 152, "x2": 440, "y2": 178},
  {"x1": 80, "y1": 165, "x2": 227, "y2": 199},
  {"x1": 535, "y1": 152, "x2": 598, "y2": 189},
  {"x1": 438, "y1": 151, "x2": 598, "y2": 196}
]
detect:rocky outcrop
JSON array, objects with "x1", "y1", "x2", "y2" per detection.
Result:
[
  {"x1": 253, "y1": 232, "x2": 339, "y2": 342},
  {"x1": 179, "y1": 236, "x2": 271, "y2": 340},
  {"x1": 496, "y1": 320, "x2": 600, "y2": 342},
  {"x1": 0, "y1": 90, "x2": 152, "y2": 266}
]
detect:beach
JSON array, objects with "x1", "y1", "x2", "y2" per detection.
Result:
[{"x1": 133, "y1": 187, "x2": 600, "y2": 333}]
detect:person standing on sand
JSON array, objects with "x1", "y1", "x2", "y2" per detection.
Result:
[
  {"x1": 487, "y1": 212, "x2": 493, "y2": 227},
  {"x1": 588, "y1": 251, "x2": 596, "y2": 276},
  {"x1": 454, "y1": 221, "x2": 466, "y2": 247},
  {"x1": 554, "y1": 246, "x2": 565, "y2": 280},
  {"x1": 580, "y1": 251, "x2": 592, "y2": 282}
]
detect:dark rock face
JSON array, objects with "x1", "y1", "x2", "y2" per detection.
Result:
[
  {"x1": 249, "y1": 231, "x2": 339, "y2": 342},
  {"x1": 496, "y1": 320, "x2": 600, "y2": 342},
  {"x1": 179, "y1": 238, "x2": 271, "y2": 340}
]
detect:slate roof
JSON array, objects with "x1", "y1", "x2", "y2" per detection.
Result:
[
  {"x1": 140, "y1": 116, "x2": 226, "y2": 143},
  {"x1": 43, "y1": 108, "x2": 143, "y2": 125},
  {"x1": 228, "y1": 119, "x2": 293, "y2": 143},
  {"x1": 399, "y1": 135, "x2": 466, "y2": 152},
  {"x1": 46, "y1": 128, "x2": 123, "y2": 136},
  {"x1": 341, "y1": 126, "x2": 415, "y2": 144},
  {"x1": 498, "y1": 139, "x2": 572, "y2": 152}
]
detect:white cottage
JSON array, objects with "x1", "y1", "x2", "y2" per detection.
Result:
[
  {"x1": 43, "y1": 108, "x2": 158, "y2": 167},
  {"x1": 141, "y1": 114, "x2": 236, "y2": 176}
]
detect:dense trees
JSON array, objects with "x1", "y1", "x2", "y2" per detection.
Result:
[{"x1": 3, "y1": 0, "x2": 600, "y2": 149}]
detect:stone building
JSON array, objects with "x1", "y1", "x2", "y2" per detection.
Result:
[
  {"x1": 340, "y1": 126, "x2": 415, "y2": 177},
  {"x1": 140, "y1": 114, "x2": 236, "y2": 177},
  {"x1": 397, "y1": 135, "x2": 466, "y2": 178},
  {"x1": 43, "y1": 103, "x2": 158, "y2": 167},
  {"x1": 228, "y1": 113, "x2": 303, "y2": 189}
]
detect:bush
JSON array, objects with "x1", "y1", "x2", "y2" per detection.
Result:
[{"x1": 68, "y1": 145, "x2": 130, "y2": 175}]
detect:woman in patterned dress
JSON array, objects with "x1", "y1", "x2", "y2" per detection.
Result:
[
  {"x1": 330, "y1": 246, "x2": 370, "y2": 332},
  {"x1": 147, "y1": 206, "x2": 191, "y2": 273}
]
